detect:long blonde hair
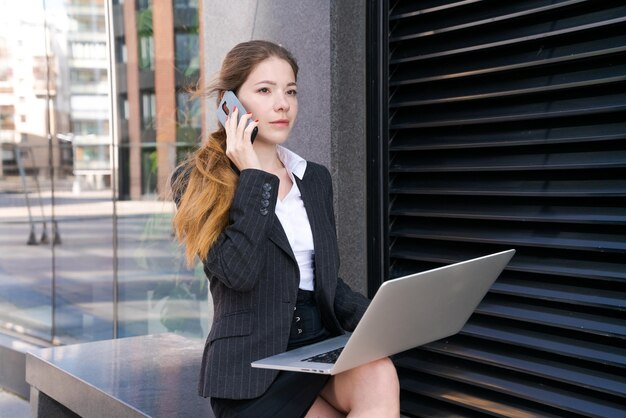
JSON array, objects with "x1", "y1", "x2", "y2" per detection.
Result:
[{"x1": 172, "y1": 40, "x2": 299, "y2": 266}]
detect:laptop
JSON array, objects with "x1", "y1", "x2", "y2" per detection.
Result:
[{"x1": 251, "y1": 249, "x2": 515, "y2": 375}]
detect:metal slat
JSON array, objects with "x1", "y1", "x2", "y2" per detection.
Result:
[
  {"x1": 390, "y1": 223, "x2": 626, "y2": 253},
  {"x1": 392, "y1": 75, "x2": 626, "y2": 107},
  {"x1": 393, "y1": 41, "x2": 626, "y2": 86},
  {"x1": 396, "y1": 355, "x2": 626, "y2": 417},
  {"x1": 390, "y1": 0, "x2": 485, "y2": 21},
  {"x1": 390, "y1": 16, "x2": 626, "y2": 64},
  {"x1": 399, "y1": 393, "x2": 486, "y2": 418},
  {"x1": 390, "y1": 46, "x2": 626, "y2": 87},
  {"x1": 390, "y1": 247, "x2": 626, "y2": 285},
  {"x1": 398, "y1": 371, "x2": 565, "y2": 418},
  {"x1": 462, "y1": 320, "x2": 626, "y2": 367},
  {"x1": 391, "y1": 178, "x2": 626, "y2": 197},
  {"x1": 390, "y1": 78, "x2": 626, "y2": 121},
  {"x1": 422, "y1": 338, "x2": 626, "y2": 397},
  {"x1": 390, "y1": 150, "x2": 626, "y2": 172},
  {"x1": 390, "y1": 131, "x2": 626, "y2": 151},
  {"x1": 390, "y1": 0, "x2": 597, "y2": 42},
  {"x1": 390, "y1": 201, "x2": 626, "y2": 225},
  {"x1": 476, "y1": 299, "x2": 626, "y2": 338},
  {"x1": 390, "y1": 104, "x2": 626, "y2": 129},
  {"x1": 490, "y1": 280, "x2": 625, "y2": 311}
]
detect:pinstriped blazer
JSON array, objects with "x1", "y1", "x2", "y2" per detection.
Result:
[{"x1": 188, "y1": 162, "x2": 370, "y2": 400}]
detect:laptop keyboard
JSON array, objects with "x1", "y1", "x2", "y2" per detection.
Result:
[{"x1": 302, "y1": 347, "x2": 344, "y2": 364}]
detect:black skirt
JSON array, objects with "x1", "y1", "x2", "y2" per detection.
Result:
[{"x1": 210, "y1": 290, "x2": 332, "y2": 418}]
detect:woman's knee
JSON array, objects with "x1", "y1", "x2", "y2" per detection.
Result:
[
  {"x1": 371, "y1": 358, "x2": 400, "y2": 391},
  {"x1": 354, "y1": 357, "x2": 400, "y2": 395},
  {"x1": 349, "y1": 358, "x2": 400, "y2": 414},
  {"x1": 322, "y1": 358, "x2": 400, "y2": 415}
]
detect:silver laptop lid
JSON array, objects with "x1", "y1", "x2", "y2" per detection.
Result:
[{"x1": 332, "y1": 249, "x2": 515, "y2": 374}]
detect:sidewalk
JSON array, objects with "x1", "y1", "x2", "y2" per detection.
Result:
[{"x1": 0, "y1": 389, "x2": 28, "y2": 418}]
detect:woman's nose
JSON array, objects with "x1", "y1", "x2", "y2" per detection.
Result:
[{"x1": 274, "y1": 93, "x2": 290, "y2": 112}]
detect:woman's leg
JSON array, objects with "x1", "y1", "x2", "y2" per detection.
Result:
[
  {"x1": 319, "y1": 357, "x2": 400, "y2": 417},
  {"x1": 305, "y1": 396, "x2": 346, "y2": 418}
]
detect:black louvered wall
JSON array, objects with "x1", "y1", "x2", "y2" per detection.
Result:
[{"x1": 368, "y1": 1, "x2": 626, "y2": 416}]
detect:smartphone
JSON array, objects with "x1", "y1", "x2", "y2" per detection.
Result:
[{"x1": 216, "y1": 90, "x2": 258, "y2": 143}]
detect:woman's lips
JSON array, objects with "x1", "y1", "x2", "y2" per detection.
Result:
[{"x1": 269, "y1": 119, "x2": 289, "y2": 127}]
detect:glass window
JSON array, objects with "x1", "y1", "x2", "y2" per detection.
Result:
[
  {"x1": 70, "y1": 95, "x2": 110, "y2": 120},
  {"x1": 174, "y1": 33, "x2": 199, "y2": 76},
  {"x1": 138, "y1": 35, "x2": 154, "y2": 70},
  {"x1": 174, "y1": 0, "x2": 197, "y2": 8},
  {"x1": 0, "y1": 38, "x2": 11, "y2": 82},
  {"x1": 0, "y1": 106, "x2": 15, "y2": 130},
  {"x1": 70, "y1": 119, "x2": 109, "y2": 136},
  {"x1": 121, "y1": 95, "x2": 129, "y2": 120},
  {"x1": 71, "y1": 0, "x2": 105, "y2": 6},
  {"x1": 74, "y1": 144, "x2": 110, "y2": 170},
  {"x1": 176, "y1": 91, "x2": 201, "y2": 127},
  {"x1": 70, "y1": 68, "x2": 107, "y2": 83},
  {"x1": 136, "y1": 0, "x2": 151, "y2": 11},
  {"x1": 115, "y1": 38, "x2": 127, "y2": 63},
  {"x1": 136, "y1": 2, "x2": 153, "y2": 70},
  {"x1": 0, "y1": 0, "x2": 208, "y2": 347},
  {"x1": 141, "y1": 90, "x2": 156, "y2": 130},
  {"x1": 73, "y1": 15, "x2": 106, "y2": 32},
  {"x1": 71, "y1": 42, "x2": 107, "y2": 60}
]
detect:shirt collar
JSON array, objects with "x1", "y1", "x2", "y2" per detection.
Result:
[{"x1": 277, "y1": 145, "x2": 307, "y2": 180}]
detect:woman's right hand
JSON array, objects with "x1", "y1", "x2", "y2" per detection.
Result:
[{"x1": 224, "y1": 106, "x2": 261, "y2": 171}]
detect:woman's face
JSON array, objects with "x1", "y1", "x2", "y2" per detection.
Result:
[{"x1": 237, "y1": 57, "x2": 298, "y2": 145}]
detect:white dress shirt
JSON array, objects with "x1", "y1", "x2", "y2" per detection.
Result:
[{"x1": 274, "y1": 146, "x2": 315, "y2": 291}]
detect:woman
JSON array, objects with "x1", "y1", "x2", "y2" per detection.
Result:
[{"x1": 172, "y1": 40, "x2": 399, "y2": 418}]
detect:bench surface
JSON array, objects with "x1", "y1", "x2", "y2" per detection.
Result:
[{"x1": 26, "y1": 333, "x2": 214, "y2": 418}]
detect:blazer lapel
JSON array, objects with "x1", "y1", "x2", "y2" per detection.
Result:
[
  {"x1": 267, "y1": 214, "x2": 296, "y2": 263},
  {"x1": 269, "y1": 170, "x2": 319, "y2": 265},
  {"x1": 294, "y1": 171, "x2": 324, "y2": 292},
  {"x1": 268, "y1": 167, "x2": 327, "y2": 298}
]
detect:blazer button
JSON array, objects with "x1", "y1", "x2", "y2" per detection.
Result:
[
  {"x1": 297, "y1": 328, "x2": 303, "y2": 334},
  {"x1": 261, "y1": 199, "x2": 270, "y2": 208},
  {"x1": 262, "y1": 191, "x2": 271, "y2": 199},
  {"x1": 260, "y1": 208, "x2": 269, "y2": 216},
  {"x1": 295, "y1": 316, "x2": 301, "y2": 322},
  {"x1": 263, "y1": 183, "x2": 272, "y2": 192}
]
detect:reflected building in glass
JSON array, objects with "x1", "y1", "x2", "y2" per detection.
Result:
[
  {"x1": 111, "y1": 0, "x2": 207, "y2": 341},
  {"x1": 67, "y1": 0, "x2": 111, "y2": 192},
  {"x1": 112, "y1": 0, "x2": 201, "y2": 200}
]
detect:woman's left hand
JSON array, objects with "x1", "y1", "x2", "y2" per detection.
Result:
[{"x1": 224, "y1": 106, "x2": 261, "y2": 171}]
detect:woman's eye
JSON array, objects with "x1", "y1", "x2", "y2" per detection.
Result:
[
  {"x1": 258, "y1": 87, "x2": 270, "y2": 93},
  {"x1": 287, "y1": 90, "x2": 298, "y2": 96}
]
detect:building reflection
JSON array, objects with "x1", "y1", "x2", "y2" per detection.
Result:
[{"x1": 112, "y1": 0, "x2": 201, "y2": 200}]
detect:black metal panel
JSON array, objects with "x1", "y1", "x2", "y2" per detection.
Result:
[
  {"x1": 370, "y1": 0, "x2": 626, "y2": 416},
  {"x1": 367, "y1": 0, "x2": 391, "y2": 297}
]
